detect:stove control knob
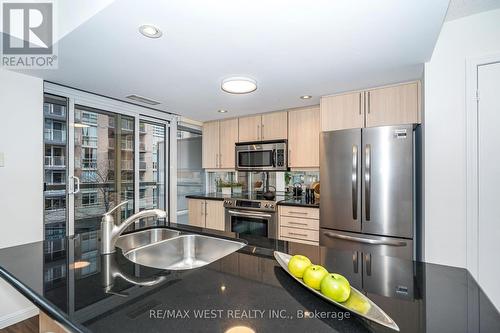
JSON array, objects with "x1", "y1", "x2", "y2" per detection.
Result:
[
  {"x1": 264, "y1": 204, "x2": 269, "y2": 208},
  {"x1": 270, "y1": 204, "x2": 274, "y2": 209}
]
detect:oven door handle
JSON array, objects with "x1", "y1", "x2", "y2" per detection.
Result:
[{"x1": 227, "y1": 210, "x2": 272, "y2": 218}]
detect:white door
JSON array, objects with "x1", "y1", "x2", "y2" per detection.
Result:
[{"x1": 478, "y1": 62, "x2": 500, "y2": 312}]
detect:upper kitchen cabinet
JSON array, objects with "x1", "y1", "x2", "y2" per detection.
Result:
[
  {"x1": 288, "y1": 106, "x2": 320, "y2": 169},
  {"x1": 202, "y1": 118, "x2": 238, "y2": 169},
  {"x1": 219, "y1": 118, "x2": 239, "y2": 168},
  {"x1": 320, "y1": 81, "x2": 421, "y2": 131},
  {"x1": 202, "y1": 121, "x2": 219, "y2": 169},
  {"x1": 365, "y1": 82, "x2": 420, "y2": 127},
  {"x1": 261, "y1": 111, "x2": 288, "y2": 141},
  {"x1": 320, "y1": 92, "x2": 364, "y2": 131},
  {"x1": 238, "y1": 115, "x2": 262, "y2": 142},
  {"x1": 238, "y1": 112, "x2": 288, "y2": 142}
]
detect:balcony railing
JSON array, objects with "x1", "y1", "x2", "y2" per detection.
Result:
[
  {"x1": 121, "y1": 140, "x2": 133, "y2": 151},
  {"x1": 122, "y1": 160, "x2": 133, "y2": 170},
  {"x1": 82, "y1": 158, "x2": 97, "y2": 169},
  {"x1": 81, "y1": 136, "x2": 98, "y2": 147},
  {"x1": 44, "y1": 104, "x2": 66, "y2": 118},
  {"x1": 44, "y1": 129, "x2": 66, "y2": 143},
  {"x1": 109, "y1": 160, "x2": 134, "y2": 170},
  {"x1": 44, "y1": 156, "x2": 65, "y2": 167}
]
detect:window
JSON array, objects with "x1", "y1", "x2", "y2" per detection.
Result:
[
  {"x1": 81, "y1": 192, "x2": 98, "y2": 206},
  {"x1": 81, "y1": 170, "x2": 97, "y2": 182},
  {"x1": 82, "y1": 148, "x2": 97, "y2": 169},
  {"x1": 81, "y1": 111, "x2": 97, "y2": 125}
]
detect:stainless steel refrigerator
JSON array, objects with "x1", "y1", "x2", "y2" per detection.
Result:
[{"x1": 319, "y1": 124, "x2": 421, "y2": 260}]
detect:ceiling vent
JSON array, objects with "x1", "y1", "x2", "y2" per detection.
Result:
[{"x1": 126, "y1": 94, "x2": 161, "y2": 106}]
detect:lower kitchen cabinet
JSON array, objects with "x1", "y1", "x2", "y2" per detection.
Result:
[
  {"x1": 188, "y1": 198, "x2": 225, "y2": 231},
  {"x1": 278, "y1": 206, "x2": 319, "y2": 245},
  {"x1": 205, "y1": 199, "x2": 225, "y2": 231}
]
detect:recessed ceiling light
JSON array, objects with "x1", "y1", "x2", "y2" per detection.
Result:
[
  {"x1": 74, "y1": 123, "x2": 90, "y2": 128},
  {"x1": 218, "y1": 109, "x2": 228, "y2": 113},
  {"x1": 221, "y1": 77, "x2": 257, "y2": 94},
  {"x1": 139, "y1": 25, "x2": 162, "y2": 38},
  {"x1": 300, "y1": 95, "x2": 312, "y2": 99}
]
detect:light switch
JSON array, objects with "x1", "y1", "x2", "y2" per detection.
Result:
[{"x1": 0, "y1": 152, "x2": 4, "y2": 167}]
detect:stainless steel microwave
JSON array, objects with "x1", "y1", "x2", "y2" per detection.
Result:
[{"x1": 235, "y1": 141, "x2": 287, "y2": 171}]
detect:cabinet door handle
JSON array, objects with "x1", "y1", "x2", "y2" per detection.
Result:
[
  {"x1": 367, "y1": 91, "x2": 371, "y2": 114},
  {"x1": 257, "y1": 124, "x2": 261, "y2": 140},
  {"x1": 359, "y1": 93, "x2": 362, "y2": 115},
  {"x1": 205, "y1": 202, "x2": 208, "y2": 216},
  {"x1": 200, "y1": 201, "x2": 204, "y2": 216},
  {"x1": 218, "y1": 153, "x2": 221, "y2": 168},
  {"x1": 261, "y1": 123, "x2": 264, "y2": 139}
]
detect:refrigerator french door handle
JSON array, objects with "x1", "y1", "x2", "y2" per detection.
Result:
[
  {"x1": 351, "y1": 145, "x2": 358, "y2": 220},
  {"x1": 352, "y1": 251, "x2": 359, "y2": 274},
  {"x1": 365, "y1": 253, "x2": 372, "y2": 276},
  {"x1": 364, "y1": 144, "x2": 371, "y2": 221},
  {"x1": 323, "y1": 232, "x2": 407, "y2": 246}
]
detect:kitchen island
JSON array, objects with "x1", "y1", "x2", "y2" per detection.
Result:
[{"x1": 0, "y1": 223, "x2": 498, "y2": 333}]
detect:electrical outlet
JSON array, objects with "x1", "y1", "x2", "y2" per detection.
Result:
[{"x1": 0, "y1": 152, "x2": 4, "y2": 167}]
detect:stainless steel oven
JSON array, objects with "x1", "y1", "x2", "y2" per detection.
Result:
[
  {"x1": 224, "y1": 199, "x2": 278, "y2": 238},
  {"x1": 235, "y1": 140, "x2": 287, "y2": 171}
]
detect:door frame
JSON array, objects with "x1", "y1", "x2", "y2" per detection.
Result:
[
  {"x1": 465, "y1": 53, "x2": 500, "y2": 278},
  {"x1": 44, "y1": 82, "x2": 178, "y2": 235}
]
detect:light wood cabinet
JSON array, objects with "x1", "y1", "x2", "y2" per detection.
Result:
[
  {"x1": 188, "y1": 198, "x2": 205, "y2": 227},
  {"x1": 40, "y1": 311, "x2": 71, "y2": 333},
  {"x1": 261, "y1": 111, "x2": 288, "y2": 140},
  {"x1": 278, "y1": 206, "x2": 319, "y2": 245},
  {"x1": 205, "y1": 199, "x2": 225, "y2": 231},
  {"x1": 365, "y1": 82, "x2": 420, "y2": 127},
  {"x1": 320, "y1": 81, "x2": 421, "y2": 131},
  {"x1": 188, "y1": 198, "x2": 225, "y2": 231},
  {"x1": 202, "y1": 118, "x2": 238, "y2": 169},
  {"x1": 238, "y1": 112, "x2": 288, "y2": 142},
  {"x1": 238, "y1": 115, "x2": 262, "y2": 142},
  {"x1": 202, "y1": 121, "x2": 219, "y2": 169},
  {"x1": 288, "y1": 106, "x2": 320, "y2": 168},
  {"x1": 320, "y1": 92, "x2": 364, "y2": 131},
  {"x1": 219, "y1": 118, "x2": 239, "y2": 168}
]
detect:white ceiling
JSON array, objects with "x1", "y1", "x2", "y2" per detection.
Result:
[
  {"x1": 19, "y1": 0, "x2": 449, "y2": 121},
  {"x1": 446, "y1": 0, "x2": 500, "y2": 21}
]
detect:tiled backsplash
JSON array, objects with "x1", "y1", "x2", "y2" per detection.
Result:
[{"x1": 207, "y1": 170, "x2": 319, "y2": 193}]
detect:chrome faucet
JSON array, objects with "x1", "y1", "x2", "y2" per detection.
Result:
[{"x1": 101, "y1": 201, "x2": 167, "y2": 254}]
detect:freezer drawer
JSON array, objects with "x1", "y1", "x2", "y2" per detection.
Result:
[{"x1": 319, "y1": 229, "x2": 413, "y2": 260}]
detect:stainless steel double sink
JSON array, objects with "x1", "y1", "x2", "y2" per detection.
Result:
[{"x1": 115, "y1": 228, "x2": 246, "y2": 270}]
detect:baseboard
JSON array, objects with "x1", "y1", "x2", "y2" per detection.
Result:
[{"x1": 0, "y1": 306, "x2": 39, "y2": 329}]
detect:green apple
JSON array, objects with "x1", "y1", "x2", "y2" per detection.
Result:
[
  {"x1": 320, "y1": 273, "x2": 351, "y2": 302},
  {"x1": 302, "y1": 265, "x2": 329, "y2": 290},
  {"x1": 288, "y1": 255, "x2": 312, "y2": 278},
  {"x1": 342, "y1": 291, "x2": 371, "y2": 314}
]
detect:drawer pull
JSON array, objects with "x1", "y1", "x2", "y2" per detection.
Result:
[
  {"x1": 287, "y1": 221, "x2": 308, "y2": 226},
  {"x1": 288, "y1": 232, "x2": 308, "y2": 237},
  {"x1": 288, "y1": 211, "x2": 308, "y2": 215}
]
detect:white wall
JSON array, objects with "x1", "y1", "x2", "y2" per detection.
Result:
[
  {"x1": 424, "y1": 9, "x2": 500, "y2": 268},
  {"x1": 0, "y1": 69, "x2": 44, "y2": 327}
]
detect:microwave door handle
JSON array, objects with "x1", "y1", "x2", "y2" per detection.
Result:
[{"x1": 272, "y1": 149, "x2": 276, "y2": 167}]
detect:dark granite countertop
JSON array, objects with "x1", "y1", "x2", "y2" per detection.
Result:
[
  {"x1": 0, "y1": 223, "x2": 498, "y2": 333},
  {"x1": 186, "y1": 192, "x2": 319, "y2": 207}
]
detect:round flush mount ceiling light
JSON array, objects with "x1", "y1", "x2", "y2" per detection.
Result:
[
  {"x1": 221, "y1": 77, "x2": 257, "y2": 94},
  {"x1": 218, "y1": 109, "x2": 228, "y2": 113},
  {"x1": 139, "y1": 24, "x2": 162, "y2": 38},
  {"x1": 300, "y1": 95, "x2": 312, "y2": 100}
]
